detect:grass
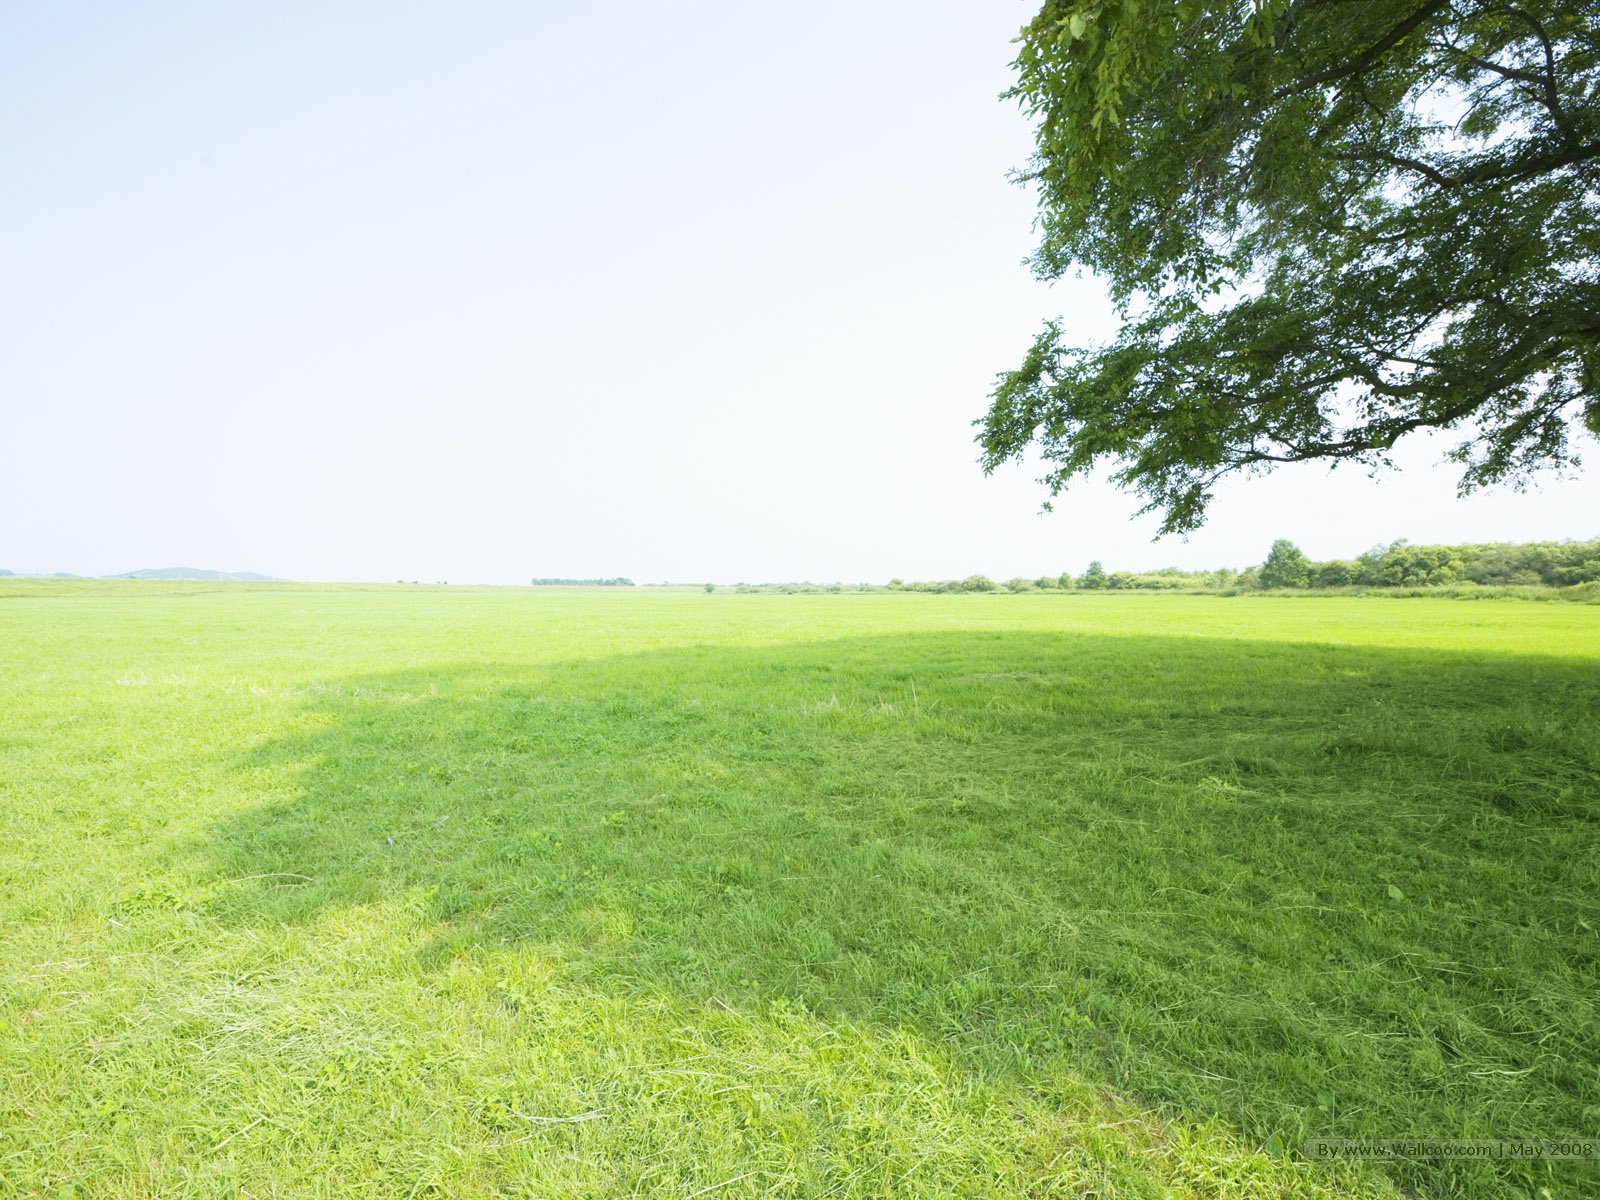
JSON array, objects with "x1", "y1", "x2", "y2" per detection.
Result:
[{"x1": 2, "y1": 582, "x2": 1596, "y2": 1198}]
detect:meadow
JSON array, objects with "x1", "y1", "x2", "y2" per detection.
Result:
[{"x1": 2, "y1": 581, "x2": 1596, "y2": 1198}]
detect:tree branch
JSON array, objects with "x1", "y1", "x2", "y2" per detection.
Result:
[
  {"x1": 1335, "y1": 147, "x2": 1457, "y2": 187},
  {"x1": 1273, "y1": 0, "x2": 1450, "y2": 100},
  {"x1": 1495, "y1": 5, "x2": 1575, "y2": 135}
]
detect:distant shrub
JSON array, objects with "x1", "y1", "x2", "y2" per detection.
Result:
[
  {"x1": 530, "y1": 577, "x2": 634, "y2": 586},
  {"x1": 1310, "y1": 560, "x2": 1356, "y2": 588},
  {"x1": 948, "y1": 575, "x2": 999, "y2": 593}
]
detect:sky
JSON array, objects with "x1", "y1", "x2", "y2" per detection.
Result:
[{"x1": 4, "y1": 1, "x2": 1597, "y2": 584}]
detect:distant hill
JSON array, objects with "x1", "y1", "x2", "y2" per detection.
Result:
[
  {"x1": 107, "y1": 567, "x2": 283, "y2": 582},
  {"x1": 0, "y1": 569, "x2": 12, "y2": 577}
]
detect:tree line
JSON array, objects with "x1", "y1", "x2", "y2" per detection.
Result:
[
  {"x1": 870, "y1": 538, "x2": 1600, "y2": 594},
  {"x1": 551, "y1": 542, "x2": 1600, "y2": 594},
  {"x1": 529, "y1": 577, "x2": 635, "y2": 587}
]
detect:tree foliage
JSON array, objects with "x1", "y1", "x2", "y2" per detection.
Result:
[
  {"x1": 1260, "y1": 538, "x2": 1312, "y2": 587},
  {"x1": 1260, "y1": 536, "x2": 1600, "y2": 586},
  {"x1": 979, "y1": 0, "x2": 1600, "y2": 532}
]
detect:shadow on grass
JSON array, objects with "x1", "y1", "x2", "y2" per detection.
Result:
[{"x1": 202, "y1": 629, "x2": 1599, "y2": 1197}]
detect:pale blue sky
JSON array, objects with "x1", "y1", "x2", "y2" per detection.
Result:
[{"x1": 5, "y1": 1, "x2": 1596, "y2": 583}]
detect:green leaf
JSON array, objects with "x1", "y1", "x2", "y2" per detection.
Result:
[{"x1": 986, "y1": 0, "x2": 1600, "y2": 533}]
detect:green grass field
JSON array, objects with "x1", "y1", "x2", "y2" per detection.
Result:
[{"x1": 3, "y1": 582, "x2": 1596, "y2": 1198}]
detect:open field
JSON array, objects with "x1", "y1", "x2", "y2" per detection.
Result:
[{"x1": 2, "y1": 582, "x2": 1596, "y2": 1198}]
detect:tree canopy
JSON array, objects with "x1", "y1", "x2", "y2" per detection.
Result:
[
  {"x1": 979, "y1": 0, "x2": 1600, "y2": 533},
  {"x1": 1259, "y1": 538, "x2": 1312, "y2": 588}
]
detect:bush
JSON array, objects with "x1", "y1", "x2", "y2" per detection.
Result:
[
  {"x1": 950, "y1": 574, "x2": 1000, "y2": 593},
  {"x1": 1310, "y1": 560, "x2": 1356, "y2": 588}
]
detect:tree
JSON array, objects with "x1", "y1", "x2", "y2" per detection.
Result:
[
  {"x1": 979, "y1": 0, "x2": 1600, "y2": 534},
  {"x1": 953, "y1": 574, "x2": 1001, "y2": 592},
  {"x1": 1260, "y1": 538, "x2": 1312, "y2": 588},
  {"x1": 1079, "y1": 559, "x2": 1109, "y2": 588},
  {"x1": 1310, "y1": 559, "x2": 1357, "y2": 587}
]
